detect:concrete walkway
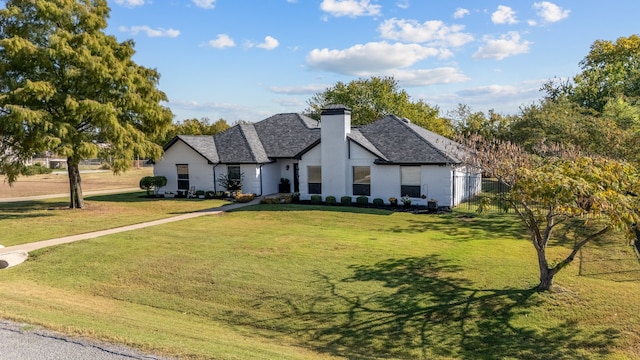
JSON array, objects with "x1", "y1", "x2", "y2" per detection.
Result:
[{"x1": 0, "y1": 195, "x2": 261, "y2": 262}]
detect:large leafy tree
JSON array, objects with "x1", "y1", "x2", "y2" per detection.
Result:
[
  {"x1": 510, "y1": 96, "x2": 615, "y2": 154},
  {"x1": 573, "y1": 34, "x2": 640, "y2": 112},
  {"x1": 448, "y1": 103, "x2": 514, "y2": 141},
  {"x1": 512, "y1": 78, "x2": 640, "y2": 166},
  {"x1": 0, "y1": 0, "x2": 173, "y2": 208},
  {"x1": 461, "y1": 136, "x2": 640, "y2": 291},
  {"x1": 159, "y1": 117, "x2": 230, "y2": 146},
  {"x1": 305, "y1": 76, "x2": 454, "y2": 137}
]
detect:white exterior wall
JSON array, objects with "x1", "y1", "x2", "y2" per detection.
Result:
[
  {"x1": 154, "y1": 141, "x2": 214, "y2": 194},
  {"x1": 299, "y1": 141, "x2": 464, "y2": 206},
  {"x1": 277, "y1": 159, "x2": 296, "y2": 194},
  {"x1": 254, "y1": 160, "x2": 299, "y2": 195},
  {"x1": 371, "y1": 165, "x2": 454, "y2": 206},
  {"x1": 452, "y1": 166, "x2": 482, "y2": 206},
  {"x1": 421, "y1": 165, "x2": 453, "y2": 207},
  {"x1": 260, "y1": 162, "x2": 282, "y2": 195},
  {"x1": 344, "y1": 142, "x2": 376, "y2": 201},
  {"x1": 298, "y1": 145, "x2": 321, "y2": 200},
  {"x1": 215, "y1": 164, "x2": 261, "y2": 195}
]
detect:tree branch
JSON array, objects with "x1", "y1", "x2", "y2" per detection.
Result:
[{"x1": 553, "y1": 226, "x2": 611, "y2": 272}]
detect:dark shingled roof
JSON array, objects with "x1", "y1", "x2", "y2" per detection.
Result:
[
  {"x1": 253, "y1": 113, "x2": 320, "y2": 158},
  {"x1": 214, "y1": 124, "x2": 270, "y2": 164},
  {"x1": 164, "y1": 135, "x2": 218, "y2": 164},
  {"x1": 358, "y1": 115, "x2": 461, "y2": 164},
  {"x1": 166, "y1": 112, "x2": 461, "y2": 165},
  {"x1": 348, "y1": 129, "x2": 387, "y2": 160}
]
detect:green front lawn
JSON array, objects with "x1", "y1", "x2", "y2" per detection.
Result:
[
  {"x1": 0, "y1": 192, "x2": 229, "y2": 246},
  {"x1": 0, "y1": 205, "x2": 638, "y2": 359}
]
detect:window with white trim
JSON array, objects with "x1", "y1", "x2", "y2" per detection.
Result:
[
  {"x1": 177, "y1": 164, "x2": 189, "y2": 191},
  {"x1": 308, "y1": 166, "x2": 321, "y2": 194},
  {"x1": 353, "y1": 166, "x2": 371, "y2": 196},
  {"x1": 401, "y1": 166, "x2": 421, "y2": 198}
]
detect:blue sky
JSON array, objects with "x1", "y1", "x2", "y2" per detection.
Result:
[{"x1": 106, "y1": 0, "x2": 640, "y2": 123}]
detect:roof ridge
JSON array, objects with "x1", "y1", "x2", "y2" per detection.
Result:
[{"x1": 237, "y1": 123, "x2": 258, "y2": 163}]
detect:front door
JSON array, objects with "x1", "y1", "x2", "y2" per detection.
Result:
[{"x1": 293, "y1": 163, "x2": 299, "y2": 193}]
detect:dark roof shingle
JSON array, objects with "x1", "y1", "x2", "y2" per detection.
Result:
[
  {"x1": 358, "y1": 115, "x2": 460, "y2": 164},
  {"x1": 253, "y1": 113, "x2": 320, "y2": 158},
  {"x1": 167, "y1": 112, "x2": 461, "y2": 165},
  {"x1": 165, "y1": 135, "x2": 218, "y2": 164}
]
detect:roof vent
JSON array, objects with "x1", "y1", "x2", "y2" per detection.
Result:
[{"x1": 402, "y1": 117, "x2": 411, "y2": 124}]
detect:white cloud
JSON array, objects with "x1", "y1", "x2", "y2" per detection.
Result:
[
  {"x1": 533, "y1": 2, "x2": 570, "y2": 23},
  {"x1": 388, "y1": 67, "x2": 470, "y2": 86},
  {"x1": 257, "y1": 36, "x2": 280, "y2": 50},
  {"x1": 453, "y1": 8, "x2": 469, "y2": 19},
  {"x1": 270, "y1": 84, "x2": 329, "y2": 94},
  {"x1": 114, "y1": 0, "x2": 146, "y2": 7},
  {"x1": 119, "y1": 25, "x2": 180, "y2": 38},
  {"x1": 273, "y1": 97, "x2": 306, "y2": 108},
  {"x1": 319, "y1": 0, "x2": 382, "y2": 17},
  {"x1": 491, "y1": 5, "x2": 518, "y2": 25},
  {"x1": 424, "y1": 80, "x2": 544, "y2": 115},
  {"x1": 306, "y1": 41, "x2": 446, "y2": 75},
  {"x1": 379, "y1": 18, "x2": 473, "y2": 47},
  {"x1": 245, "y1": 36, "x2": 280, "y2": 50},
  {"x1": 193, "y1": 0, "x2": 215, "y2": 9},
  {"x1": 473, "y1": 32, "x2": 531, "y2": 60},
  {"x1": 396, "y1": 0, "x2": 410, "y2": 9},
  {"x1": 207, "y1": 34, "x2": 235, "y2": 49}
]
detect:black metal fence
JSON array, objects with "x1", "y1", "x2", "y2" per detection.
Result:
[{"x1": 457, "y1": 177, "x2": 512, "y2": 213}]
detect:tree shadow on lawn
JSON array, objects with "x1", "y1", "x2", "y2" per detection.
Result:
[
  {"x1": 385, "y1": 212, "x2": 528, "y2": 241},
  {"x1": 86, "y1": 192, "x2": 163, "y2": 203},
  {"x1": 0, "y1": 200, "x2": 67, "y2": 220},
  {"x1": 239, "y1": 255, "x2": 618, "y2": 359}
]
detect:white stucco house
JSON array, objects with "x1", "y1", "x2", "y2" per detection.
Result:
[{"x1": 153, "y1": 105, "x2": 481, "y2": 207}]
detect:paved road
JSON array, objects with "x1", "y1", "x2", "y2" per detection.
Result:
[{"x1": 0, "y1": 321, "x2": 172, "y2": 360}]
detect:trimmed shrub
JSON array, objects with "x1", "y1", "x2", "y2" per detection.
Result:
[
  {"x1": 21, "y1": 163, "x2": 53, "y2": 176},
  {"x1": 235, "y1": 193, "x2": 255, "y2": 203},
  {"x1": 356, "y1": 196, "x2": 369, "y2": 206},
  {"x1": 260, "y1": 197, "x2": 280, "y2": 204},
  {"x1": 139, "y1": 175, "x2": 167, "y2": 196},
  {"x1": 325, "y1": 196, "x2": 337, "y2": 205},
  {"x1": 340, "y1": 196, "x2": 352, "y2": 206},
  {"x1": 310, "y1": 195, "x2": 322, "y2": 205},
  {"x1": 372, "y1": 198, "x2": 384, "y2": 207}
]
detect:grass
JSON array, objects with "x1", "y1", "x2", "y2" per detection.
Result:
[
  {"x1": 0, "y1": 192, "x2": 229, "y2": 246},
  {"x1": 0, "y1": 167, "x2": 154, "y2": 198},
  {"x1": 0, "y1": 205, "x2": 639, "y2": 359}
]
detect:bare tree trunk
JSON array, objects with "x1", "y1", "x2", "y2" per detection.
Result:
[
  {"x1": 67, "y1": 159, "x2": 84, "y2": 209},
  {"x1": 538, "y1": 266, "x2": 556, "y2": 291},
  {"x1": 536, "y1": 248, "x2": 556, "y2": 291}
]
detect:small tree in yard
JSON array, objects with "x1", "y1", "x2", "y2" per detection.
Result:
[
  {"x1": 217, "y1": 172, "x2": 243, "y2": 191},
  {"x1": 460, "y1": 135, "x2": 640, "y2": 291},
  {"x1": 139, "y1": 176, "x2": 166, "y2": 197}
]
